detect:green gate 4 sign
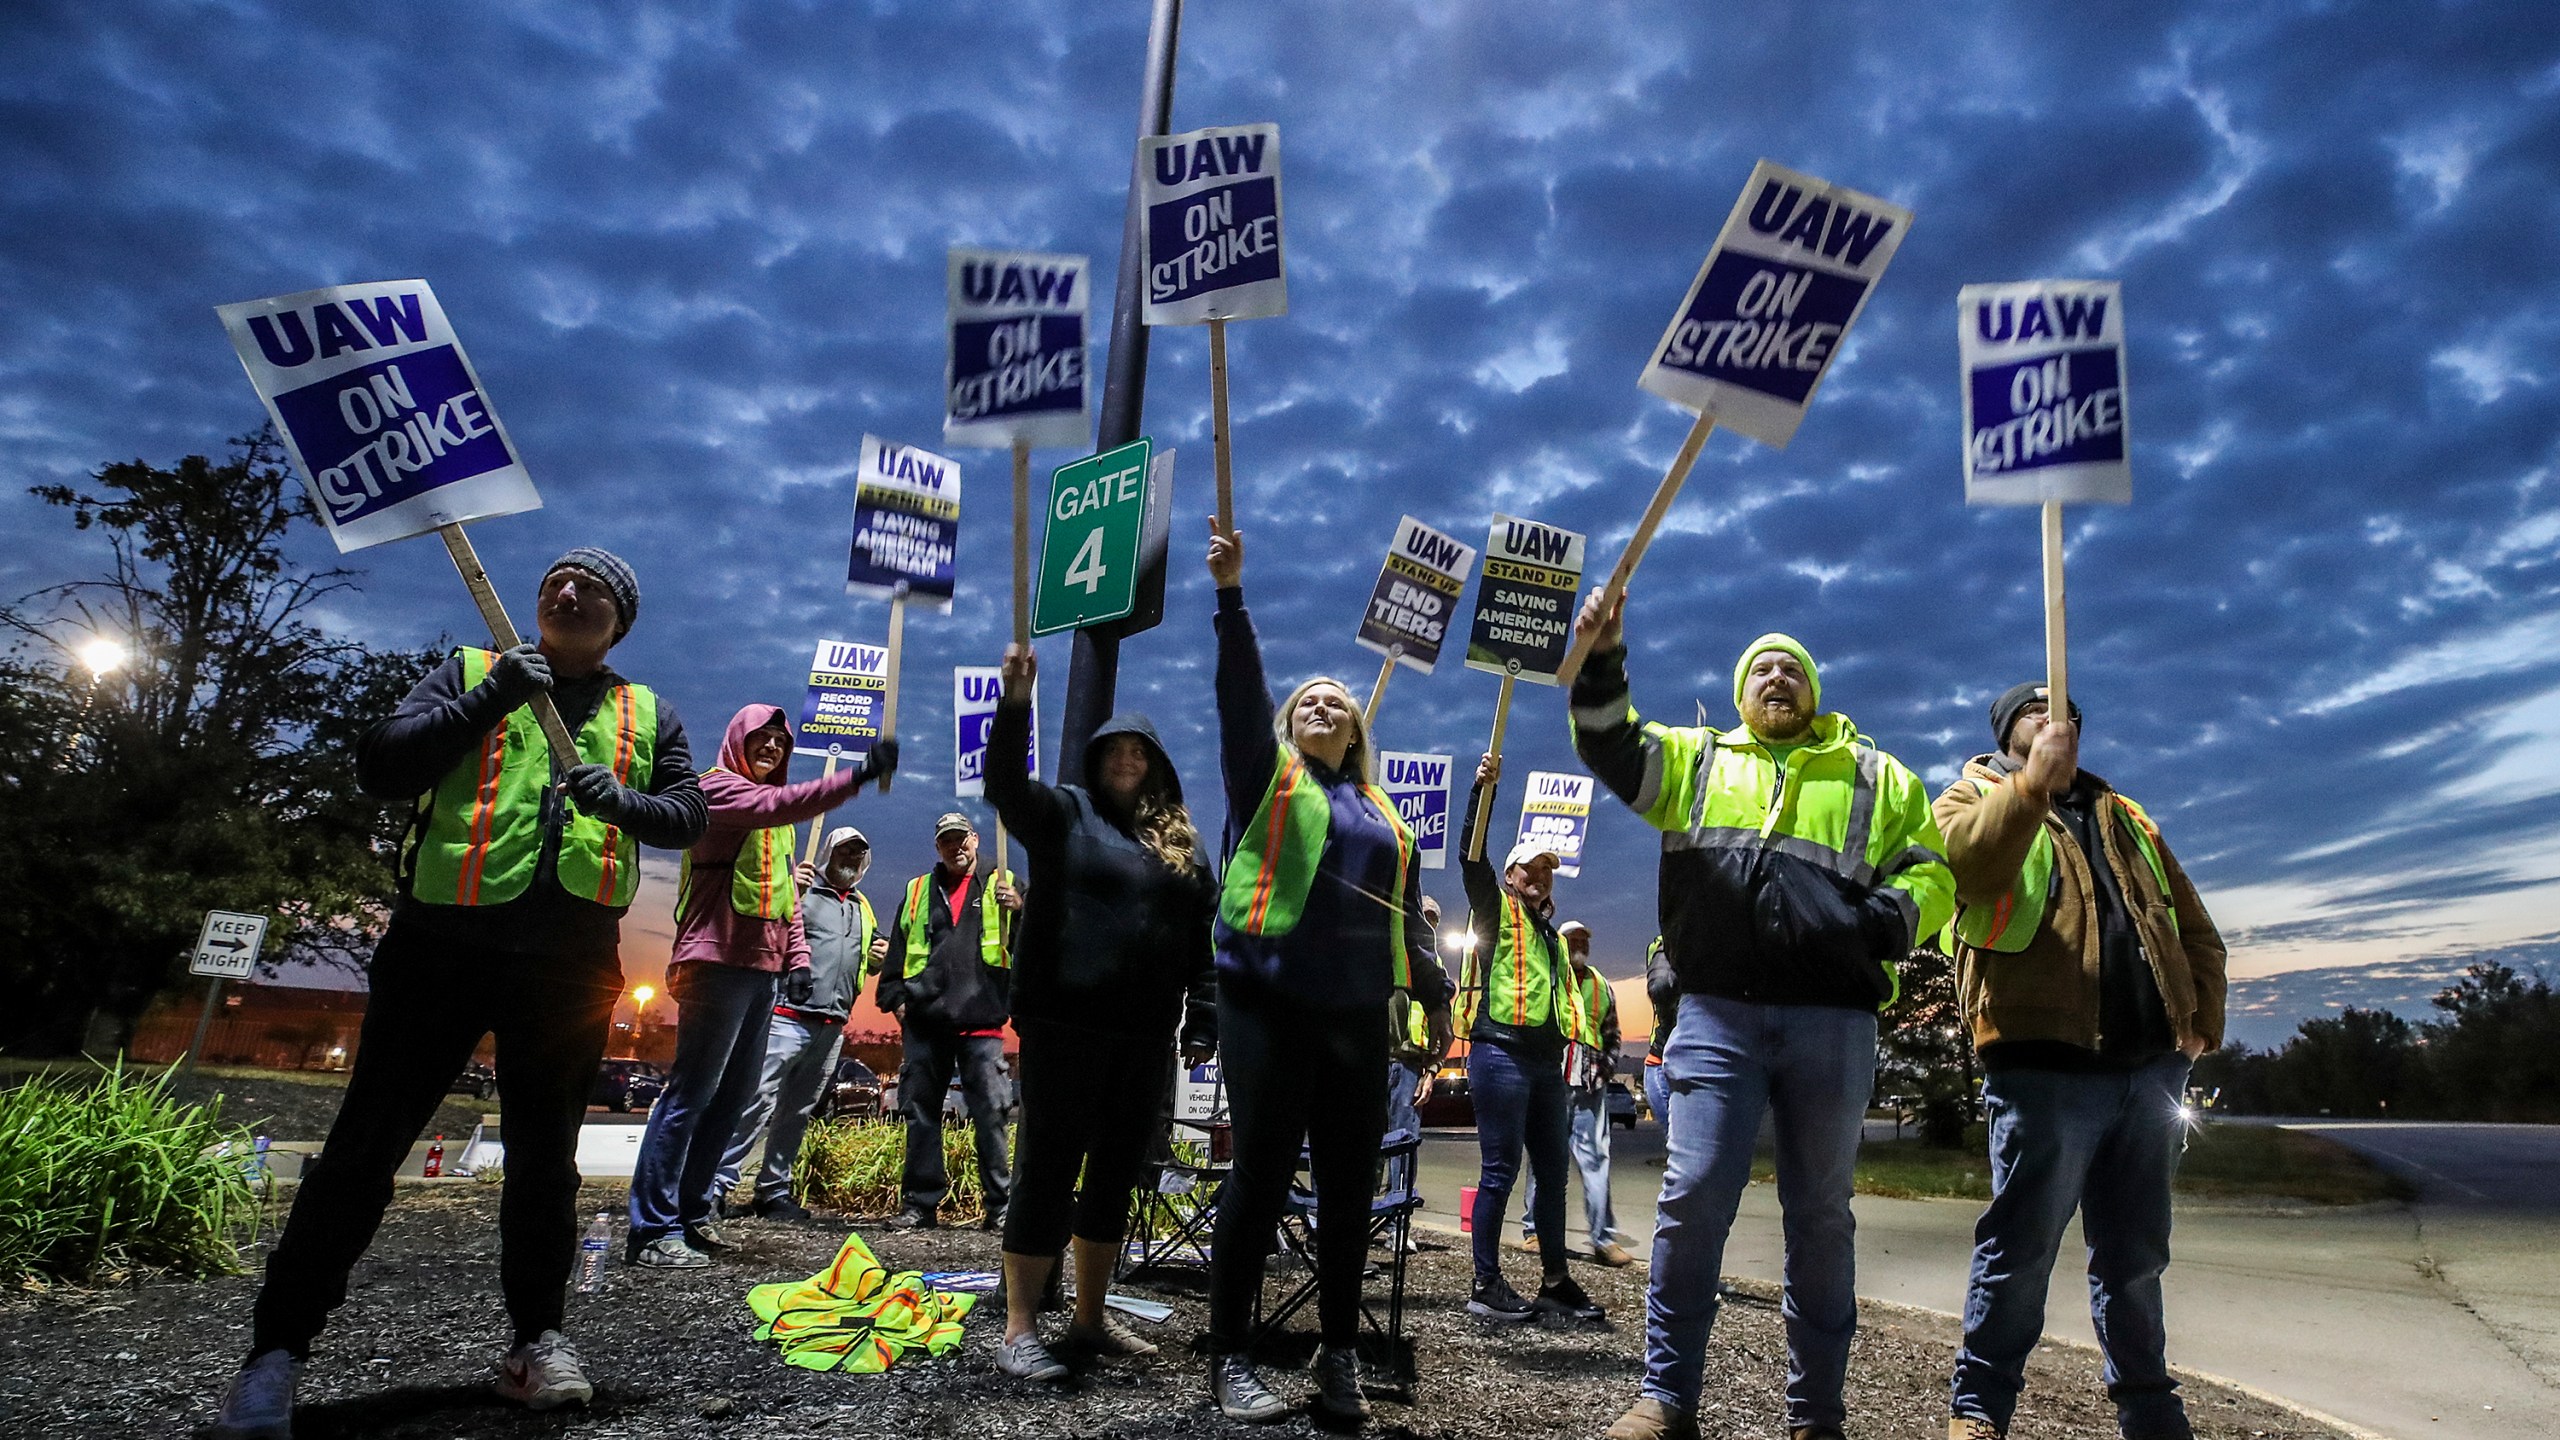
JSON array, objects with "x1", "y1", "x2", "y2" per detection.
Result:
[{"x1": 1033, "y1": 437, "x2": 1153, "y2": 636}]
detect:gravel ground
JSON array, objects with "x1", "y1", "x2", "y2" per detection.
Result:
[{"x1": 0, "y1": 1186, "x2": 2351, "y2": 1439}]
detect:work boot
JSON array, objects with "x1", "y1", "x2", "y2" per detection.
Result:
[
  {"x1": 1514, "y1": 1233, "x2": 1541, "y2": 1254},
  {"x1": 1209, "y1": 1353, "x2": 1291, "y2": 1422},
  {"x1": 1311, "y1": 1345, "x2": 1370, "y2": 1424},
  {"x1": 979, "y1": 1202, "x2": 1008, "y2": 1233},
  {"x1": 1466, "y1": 1273, "x2": 1536, "y2": 1321},
  {"x1": 212, "y1": 1349, "x2": 300, "y2": 1439},
  {"x1": 1591, "y1": 1240, "x2": 1636, "y2": 1267},
  {"x1": 884, "y1": 1206, "x2": 936, "y2": 1230},
  {"x1": 494, "y1": 1330, "x2": 595, "y2": 1411},
  {"x1": 1604, "y1": 1396, "x2": 1701, "y2": 1440},
  {"x1": 628, "y1": 1234, "x2": 710, "y2": 1269},
  {"x1": 1949, "y1": 1419, "x2": 2004, "y2": 1440},
  {"x1": 1537, "y1": 1272, "x2": 1606, "y2": 1321},
  {"x1": 685, "y1": 1219, "x2": 731, "y2": 1251},
  {"x1": 754, "y1": 1195, "x2": 812, "y2": 1224}
]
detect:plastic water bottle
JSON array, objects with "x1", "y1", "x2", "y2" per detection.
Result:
[
  {"x1": 422, "y1": 1135, "x2": 445, "y2": 1177},
  {"x1": 576, "y1": 1212, "x2": 612, "y2": 1294}
]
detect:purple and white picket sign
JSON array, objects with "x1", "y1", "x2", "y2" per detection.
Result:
[{"x1": 1959, "y1": 280, "x2": 2130, "y2": 505}]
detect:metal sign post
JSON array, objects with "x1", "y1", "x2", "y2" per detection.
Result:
[{"x1": 180, "y1": 910, "x2": 268, "y2": 1073}]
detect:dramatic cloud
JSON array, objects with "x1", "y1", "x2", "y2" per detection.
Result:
[{"x1": 8, "y1": 1, "x2": 2560, "y2": 1033}]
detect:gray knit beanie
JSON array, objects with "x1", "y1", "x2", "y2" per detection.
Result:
[{"x1": 543, "y1": 548, "x2": 640, "y2": 641}]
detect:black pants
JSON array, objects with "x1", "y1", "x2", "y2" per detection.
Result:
[
  {"x1": 896, "y1": 1028, "x2": 1014, "y2": 1214},
  {"x1": 1001, "y1": 1017, "x2": 1171, "y2": 1256},
  {"x1": 251, "y1": 919, "x2": 619, "y2": 1356},
  {"x1": 1207, "y1": 991, "x2": 1389, "y2": 1350}
]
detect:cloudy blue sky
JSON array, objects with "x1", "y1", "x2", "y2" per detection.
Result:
[{"x1": 7, "y1": 0, "x2": 2559, "y2": 1044}]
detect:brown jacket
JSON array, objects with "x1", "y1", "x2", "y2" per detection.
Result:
[{"x1": 1933, "y1": 756, "x2": 2226, "y2": 1054}]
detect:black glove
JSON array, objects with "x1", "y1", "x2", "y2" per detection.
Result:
[
  {"x1": 485, "y1": 643, "x2": 554, "y2": 709},
  {"x1": 854, "y1": 738, "x2": 900, "y2": 790},
  {"x1": 783, "y1": 967, "x2": 816, "y2": 1007},
  {"x1": 564, "y1": 763, "x2": 632, "y2": 823}
]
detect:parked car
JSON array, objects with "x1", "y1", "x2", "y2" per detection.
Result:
[
  {"x1": 591, "y1": 1058, "x2": 666, "y2": 1113},
  {"x1": 1416, "y1": 1062, "x2": 1474, "y2": 1128},
  {"x1": 815, "y1": 1057, "x2": 883, "y2": 1121},
  {"x1": 1605, "y1": 1078, "x2": 1639, "y2": 1130},
  {"x1": 448, "y1": 1062, "x2": 498, "y2": 1101}
]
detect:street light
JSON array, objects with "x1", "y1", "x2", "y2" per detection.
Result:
[{"x1": 631, "y1": 983, "x2": 655, "y2": 1016}]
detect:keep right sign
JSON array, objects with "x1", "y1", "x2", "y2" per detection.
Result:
[{"x1": 1958, "y1": 280, "x2": 2130, "y2": 505}]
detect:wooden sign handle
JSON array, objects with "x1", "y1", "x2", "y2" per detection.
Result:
[
  {"x1": 1555, "y1": 410, "x2": 1717, "y2": 688},
  {"x1": 1364, "y1": 648, "x2": 1399, "y2": 728},
  {"x1": 994, "y1": 820, "x2": 1011, "y2": 880},
  {"x1": 2041, "y1": 500, "x2": 2069, "y2": 726},
  {"x1": 880, "y1": 589, "x2": 907, "y2": 795},
  {"x1": 1011, "y1": 439, "x2": 1032, "y2": 647},
  {"x1": 801, "y1": 754, "x2": 840, "y2": 867},
  {"x1": 1209, "y1": 317, "x2": 1235, "y2": 534},
  {"x1": 1465, "y1": 672, "x2": 1517, "y2": 861},
  {"x1": 438, "y1": 524, "x2": 580, "y2": 765}
]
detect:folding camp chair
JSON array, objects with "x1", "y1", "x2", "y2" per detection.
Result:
[
  {"x1": 1249, "y1": 1124, "x2": 1424, "y2": 1400},
  {"x1": 1118, "y1": 1061, "x2": 1230, "y2": 1280}
]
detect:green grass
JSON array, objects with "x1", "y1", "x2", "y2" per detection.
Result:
[
  {"x1": 796, "y1": 1118, "x2": 1000, "y2": 1224},
  {"x1": 1749, "y1": 1121, "x2": 2411, "y2": 1206},
  {"x1": 0, "y1": 1061, "x2": 265, "y2": 1286},
  {"x1": 1, "y1": 1057, "x2": 492, "y2": 1142}
]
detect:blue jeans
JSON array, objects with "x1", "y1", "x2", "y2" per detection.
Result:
[
  {"x1": 1952, "y1": 1055, "x2": 2194, "y2": 1438},
  {"x1": 1647, "y1": 995, "x2": 1876, "y2": 1427},
  {"x1": 628, "y1": 963, "x2": 777, "y2": 1244},
  {"x1": 1644, "y1": 1060, "x2": 1673, "y2": 1146},
  {"x1": 1520, "y1": 1086, "x2": 1619, "y2": 1248},
  {"x1": 712, "y1": 1010, "x2": 844, "y2": 1207},
  {"x1": 1385, "y1": 1059, "x2": 1428, "y2": 1195},
  {"x1": 1467, "y1": 1036, "x2": 1571, "y2": 1282}
]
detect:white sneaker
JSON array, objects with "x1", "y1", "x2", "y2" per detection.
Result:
[
  {"x1": 1067, "y1": 1313, "x2": 1160, "y2": 1358},
  {"x1": 994, "y1": 1332, "x2": 1070, "y2": 1381},
  {"x1": 213, "y1": 1350, "x2": 300, "y2": 1439},
  {"x1": 495, "y1": 1330, "x2": 595, "y2": 1410}
]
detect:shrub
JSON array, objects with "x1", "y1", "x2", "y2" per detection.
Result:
[
  {"x1": 0, "y1": 1062, "x2": 261, "y2": 1285},
  {"x1": 797, "y1": 1119, "x2": 997, "y2": 1224}
]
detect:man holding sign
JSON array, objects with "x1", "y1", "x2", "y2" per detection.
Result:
[
  {"x1": 219, "y1": 550, "x2": 706, "y2": 1435},
  {"x1": 1569, "y1": 595, "x2": 1951, "y2": 1440}
]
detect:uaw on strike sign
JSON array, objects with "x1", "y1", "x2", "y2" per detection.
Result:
[
  {"x1": 1958, "y1": 281, "x2": 2130, "y2": 505},
  {"x1": 946, "y1": 249, "x2": 1091, "y2": 450},
  {"x1": 217, "y1": 280, "x2": 538, "y2": 551},
  {"x1": 1141, "y1": 123, "x2": 1286, "y2": 325},
  {"x1": 1640, "y1": 161, "x2": 1912, "y2": 448}
]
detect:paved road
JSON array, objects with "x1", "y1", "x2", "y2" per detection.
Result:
[{"x1": 1416, "y1": 1119, "x2": 2560, "y2": 1439}]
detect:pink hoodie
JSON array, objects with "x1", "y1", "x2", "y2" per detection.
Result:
[{"x1": 669, "y1": 703, "x2": 870, "y2": 974}]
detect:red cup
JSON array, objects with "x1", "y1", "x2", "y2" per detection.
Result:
[{"x1": 1459, "y1": 1184, "x2": 1477, "y2": 1232}]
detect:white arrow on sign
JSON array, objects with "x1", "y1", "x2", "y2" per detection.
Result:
[{"x1": 189, "y1": 910, "x2": 270, "y2": 980}]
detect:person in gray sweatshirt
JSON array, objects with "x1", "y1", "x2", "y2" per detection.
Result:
[{"x1": 710, "y1": 825, "x2": 889, "y2": 1221}]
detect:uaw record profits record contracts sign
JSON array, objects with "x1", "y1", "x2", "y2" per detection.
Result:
[
  {"x1": 945, "y1": 249, "x2": 1091, "y2": 450},
  {"x1": 1958, "y1": 280, "x2": 2129, "y2": 506},
  {"x1": 1515, "y1": 771, "x2": 1594, "y2": 879},
  {"x1": 216, "y1": 280, "x2": 539, "y2": 552},
  {"x1": 1466, "y1": 515, "x2": 1586, "y2": 684},
  {"x1": 847, "y1": 435, "x2": 962, "y2": 608},
  {"x1": 1640, "y1": 160, "x2": 1912, "y2": 448},
  {"x1": 1358, "y1": 517, "x2": 1476, "y2": 674},
  {"x1": 799, "y1": 639, "x2": 887, "y2": 763},
  {"x1": 1378, "y1": 751, "x2": 1453, "y2": 872},
  {"x1": 1141, "y1": 123, "x2": 1287, "y2": 325}
]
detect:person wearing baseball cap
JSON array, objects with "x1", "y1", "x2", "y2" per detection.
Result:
[
  {"x1": 876, "y1": 810, "x2": 1022, "y2": 1230},
  {"x1": 219, "y1": 548, "x2": 707, "y2": 1436},
  {"x1": 1452, "y1": 753, "x2": 1604, "y2": 1326},
  {"x1": 1937, "y1": 686, "x2": 2224, "y2": 1440},
  {"x1": 1570, "y1": 594, "x2": 1953, "y2": 1440}
]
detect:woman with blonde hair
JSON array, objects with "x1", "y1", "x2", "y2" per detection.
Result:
[
  {"x1": 1201, "y1": 520, "x2": 1453, "y2": 1426},
  {"x1": 981, "y1": 642, "x2": 1219, "y2": 1382}
]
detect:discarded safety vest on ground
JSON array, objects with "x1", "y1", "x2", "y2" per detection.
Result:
[{"x1": 745, "y1": 1233, "x2": 976, "y2": 1373}]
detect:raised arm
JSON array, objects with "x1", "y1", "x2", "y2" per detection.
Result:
[
  {"x1": 1209, "y1": 519, "x2": 1280, "y2": 822},
  {"x1": 984, "y1": 644, "x2": 1073, "y2": 848}
]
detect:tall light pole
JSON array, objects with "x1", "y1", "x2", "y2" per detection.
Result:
[{"x1": 1061, "y1": 0, "x2": 1186, "y2": 768}]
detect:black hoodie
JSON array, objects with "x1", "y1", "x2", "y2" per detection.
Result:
[{"x1": 985, "y1": 701, "x2": 1219, "y2": 1046}]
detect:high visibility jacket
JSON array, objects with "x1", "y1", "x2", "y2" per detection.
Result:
[
  {"x1": 1572, "y1": 674, "x2": 1954, "y2": 1012},
  {"x1": 1454, "y1": 891, "x2": 1575, "y2": 1038},
  {"x1": 1218, "y1": 751, "x2": 1421, "y2": 988},
  {"x1": 675, "y1": 772, "x2": 798, "y2": 925},
  {"x1": 899, "y1": 870, "x2": 1015, "y2": 978},
  {"x1": 406, "y1": 646, "x2": 656, "y2": 908},
  {"x1": 1953, "y1": 788, "x2": 2172, "y2": 953},
  {"x1": 1564, "y1": 964, "x2": 1613, "y2": 1051}
]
